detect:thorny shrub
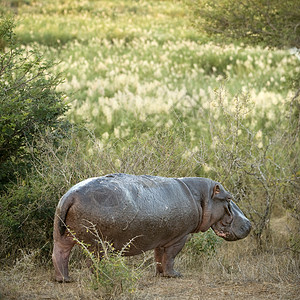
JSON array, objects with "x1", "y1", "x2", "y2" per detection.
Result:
[{"x1": 70, "y1": 222, "x2": 144, "y2": 298}]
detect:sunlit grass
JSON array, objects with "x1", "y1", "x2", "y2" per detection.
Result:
[{"x1": 12, "y1": 0, "x2": 298, "y2": 169}]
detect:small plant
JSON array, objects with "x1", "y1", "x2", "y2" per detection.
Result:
[
  {"x1": 12, "y1": 249, "x2": 40, "y2": 274},
  {"x1": 69, "y1": 222, "x2": 143, "y2": 298},
  {"x1": 185, "y1": 229, "x2": 222, "y2": 258}
]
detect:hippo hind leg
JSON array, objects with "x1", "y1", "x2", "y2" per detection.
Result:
[
  {"x1": 159, "y1": 236, "x2": 188, "y2": 278},
  {"x1": 154, "y1": 247, "x2": 164, "y2": 276},
  {"x1": 52, "y1": 235, "x2": 75, "y2": 283}
]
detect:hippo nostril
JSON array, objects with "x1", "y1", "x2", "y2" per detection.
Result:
[{"x1": 237, "y1": 220, "x2": 251, "y2": 238}]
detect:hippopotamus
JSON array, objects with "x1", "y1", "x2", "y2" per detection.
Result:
[{"x1": 52, "y1": 173, "x2": 251, "y2": 282}]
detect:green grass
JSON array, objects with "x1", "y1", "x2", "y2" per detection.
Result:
[
  {"x1": 14, "y1": 0, "x2": 297, "y2": 144},
  {"x1": 16, "y1": 0, "x2": 194, "y2": 45}
]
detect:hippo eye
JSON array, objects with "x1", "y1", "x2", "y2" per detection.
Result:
[{"x1": 215, "y1": 185, "x2": 220, "y2": 194}]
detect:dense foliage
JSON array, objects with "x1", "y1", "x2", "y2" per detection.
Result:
[
  {"x1": 0, "y1": 16, "x2": 69, "y2": 189},
  {"x1": 188, "y1": 0, "x2": 300, "y2": 48}
]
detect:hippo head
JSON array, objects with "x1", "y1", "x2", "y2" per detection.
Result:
[{"x1": 199, "y1": 182, "x2": 251, "y2": 241}]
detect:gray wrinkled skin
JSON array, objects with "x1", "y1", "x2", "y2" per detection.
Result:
[{"x1": 52, "y1": 173, "x2": 251, "y2": 282}]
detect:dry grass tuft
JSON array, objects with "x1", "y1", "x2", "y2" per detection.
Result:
[{"x1": 200, "y1": 239, "x2": 299, "y2": 283}]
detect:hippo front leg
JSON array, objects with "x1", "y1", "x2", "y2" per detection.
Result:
[{"x1": 161, "y1": 236, "x2": 187, "y2": 278}]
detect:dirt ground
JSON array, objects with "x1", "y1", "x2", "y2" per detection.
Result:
[
  {"x1": 1, "y1": 235, "x2": 299, "y2": 300},
  {"x1": 139, "y1": 277, "x2": 299, "y2": 300},
  {"x1": 135, "y1": 272, "x2": 299, "y2": 300},
  {"x1": 1, "y1": 266, "x2": 299, "y2": 300}
]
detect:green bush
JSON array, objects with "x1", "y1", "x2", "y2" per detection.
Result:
[
  {"x1": 0, "y1": 161, "x2": 68, "y2": 261},
  {"x1": 188, "y1": 0, "x2": 300, "y2": 48},
  {"x1": 0, "y1": 15, "x2": 69, "y2": 190},
  {"x1": 185, "y1": 229, "x2": 222, "y2": 257}
]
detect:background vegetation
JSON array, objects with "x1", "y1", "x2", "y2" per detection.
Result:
[
  {"x1": 189, "y1": 0, "x2": 300, "y2": 48},
  {"x1": 0, "y1": 0, "x2": 299, "y2": 298}
]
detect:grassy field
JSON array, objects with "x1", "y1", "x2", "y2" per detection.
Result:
[
  {"x1": 1, "y1": 0, "x2": 299, "y2": 299},
  {"x1": 14, "y1": 0, "x2": 298, "y2": 141}
]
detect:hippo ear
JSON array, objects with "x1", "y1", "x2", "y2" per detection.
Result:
[{"x1": 211, "y1": 184, "x2": 220, "y2": 198}]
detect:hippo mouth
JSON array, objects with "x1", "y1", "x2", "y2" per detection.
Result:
[
  {"x1": 211, "y1": 224, "x2": 238, "y2": 241},
  {"x1": 211, "y1": 218, "x2": 251, "y2": 241}
]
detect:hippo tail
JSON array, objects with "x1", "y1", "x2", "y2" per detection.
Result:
[{"x1": 55, "y1": 194, "x2": 75, "y2": 236}]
